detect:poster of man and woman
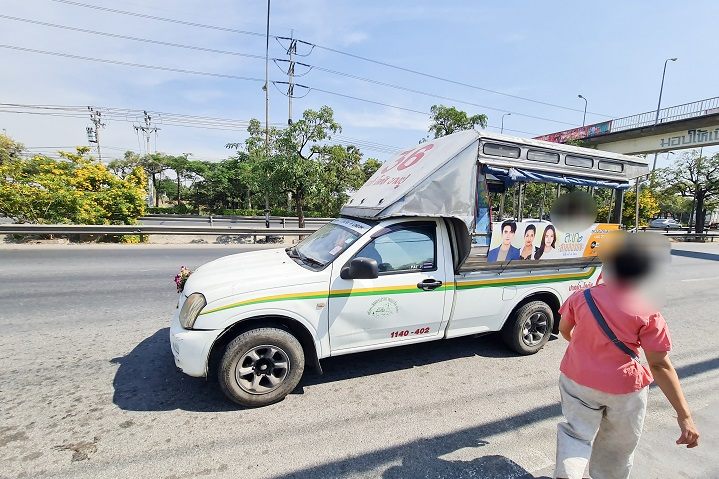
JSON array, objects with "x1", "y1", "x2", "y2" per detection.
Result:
[{"x1": 484, "y1": 220, "x2": 619, "y2": 263}]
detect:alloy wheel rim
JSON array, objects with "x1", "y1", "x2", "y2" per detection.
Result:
[
  {"x1": 235, "y1": 345, "x2": 290, "y2": 395},
  {"x1": 522, "y1": 312, "x2": 548, "y2": 346}
]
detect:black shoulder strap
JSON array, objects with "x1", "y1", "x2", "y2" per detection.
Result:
[{"x1": 583, "y1": 289, "x2": 639, "y2": 360}]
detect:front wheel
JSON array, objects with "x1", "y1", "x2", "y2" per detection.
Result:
[
  {"x1": 501, "y1": 301, "x2": 554, "y2": 355},
  {"x1": 219, "y1": 328, "x2": 305, "y2": 407}
]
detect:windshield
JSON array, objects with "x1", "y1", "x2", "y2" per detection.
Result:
[{"x1": 288, "y1": 218, "x2": 372, "y2": 268}]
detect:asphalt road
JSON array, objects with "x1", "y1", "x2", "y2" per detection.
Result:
[{"x1": 1, "y1": 242, "x2": 717, "y2": 478}]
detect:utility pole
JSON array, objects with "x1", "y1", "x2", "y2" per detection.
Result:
[
  {"x1": 263, "y1": 0, "x2": 271, "y2": 215},
  {"x1": 133, "y1": 111, "x2": 159, "y2": 155},
  {"x1": 134, "y1": 111, "x2": 160, "y2": 207},
  {"x1": 87, "y1": 107, "x2": 105, "y2": 161}
]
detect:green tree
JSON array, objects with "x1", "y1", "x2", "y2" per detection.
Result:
[
  {"x1": 0, "y1": 133, "x2": 24, "y2": 165},
  {"x1": 0, "y1": 146, "x2": 146, "y2": 224},
  {"x1": 244, "y1": 106, "x2": 341, "y2": 227},
  {"x1": 139, "y1": 153, "x2": 170, "y2": 207},
  {"x1": 427, "y1": 104, "x2": 488, "y2": 139},
  {"x1": 654, "y1": 190, "x2": 692, "y2": 222},
  {"x1": 166, "y1": 154, "x2": 195, "y2": 205},
  {"x1": 314, "y1": 144, "x2": 366, "y2": 216},
  {"x1": 621, "y1": 187, "x2": 660, "y2": 228},
  {"x1": 362, "y1": 158, "x2": 382, "y2": 182},
  {"x1": 657, "y1": 151, "x2": 719, "y2": 232}
]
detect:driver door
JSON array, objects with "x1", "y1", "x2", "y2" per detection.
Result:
[{"x1": 328, "y1": 221, "x2": 449, "y2": 352}]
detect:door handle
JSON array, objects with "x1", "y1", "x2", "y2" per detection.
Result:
[{"x1": 417, "y1": 279, "x2": 443, "y2": 291}]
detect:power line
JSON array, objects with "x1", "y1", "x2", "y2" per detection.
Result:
[
  {"x1": 0, "y1": 103, "x2": 538, "y2": 139},
  {"x1": 307, "y1": 41, "x2": 615, "y2": 118},
  {"x1": 0, "y1": 44, "x2": 266, "y2": 83},
  {"x1": 281, "y1": 59, "x2": 577, "y2": 126},
  {"x1": 48, "y1": 0, "x2": 614, "y2": 118},
  {"x1": 0, "y1": 44, "x2": 430, "y2": 122},
  {"x1": 0, "y1": 14, "x2": 267, "y2": 61},
  {"x1": 0, "y1": 15, "x2": 575, "y2": 127},
  {"x1": 0, "y1": 103, "x2": 407, "y2": 154},
  {"x1": 49, "y1": 0, "x2": 267, "y2": 38}
]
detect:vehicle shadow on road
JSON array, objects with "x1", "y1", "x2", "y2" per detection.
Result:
[
  {"x1": 111, "y1": 328, "x2": 540, "y2": 412},
  {"x1": 296, "y1": 333, "x2": 543, "y2": 392},
  {"x1": 382, "y1": 451, "x2": 542, "y2": 479},
  {"x1": 671, "y1": 248, "x2": 719, "y2": 262},
  {"x1": 270, "y1": 401, "x2": 561, "y2": 479},
  {"x1": 111, "y1": 328, "x2": 236, "y2": 412}
]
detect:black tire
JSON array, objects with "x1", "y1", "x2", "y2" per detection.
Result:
[
  {"x1": 501, "y1": 301, "x2": 554, "y2": 355},
  {"x1": 218, "y1": 327, "x2": 305, "y2": 407}
]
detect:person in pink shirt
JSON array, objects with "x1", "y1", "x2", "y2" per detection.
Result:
[{"x1": 554, "y1": 233, "x2": 699, "y2": 479}]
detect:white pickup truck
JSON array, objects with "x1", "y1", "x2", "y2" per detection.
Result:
[{"x1": 170, "y1": 130, "x2": 648, "y2": 407}]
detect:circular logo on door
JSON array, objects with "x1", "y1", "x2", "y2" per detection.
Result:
[{"x1": 367, "y1": 297, "x2": 399, "y2": 318}]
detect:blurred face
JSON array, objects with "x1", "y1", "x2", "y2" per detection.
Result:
[
  {"x1": 502, "y1": 226, "x2": 514, "y2": 246},
  {"x1": 544, "y1": 229, "x2": 555, "y2": 247},
  {"x1": 524, "y1": 229, "x2": 535, "y2": 247}
]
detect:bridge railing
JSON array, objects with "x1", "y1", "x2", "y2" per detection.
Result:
[{"x1": 610, "y1": 96, "x2": 719, "y2": 133}]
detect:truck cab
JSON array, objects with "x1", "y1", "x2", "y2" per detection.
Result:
[{"x1": 170, "y1": 130, "x2": 648, "y2": 407}]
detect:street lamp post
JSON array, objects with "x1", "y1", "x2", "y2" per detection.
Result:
[
  {"x1": 655, "y1": 57, "x2": 678, "y2": 125},
  {"x1": 641, "y1": 57, "x2": 678, "y2": 230},
  {"x1": 578, "y1": 94, "x2": 588, "y2": 126},
  {"x1": 500, "y1": 112, "x2": 511, "y2": 134}
]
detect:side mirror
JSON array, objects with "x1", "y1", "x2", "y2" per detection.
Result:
[{"x1": 340, "y1": 257, "x2": 379, "y2": 280}]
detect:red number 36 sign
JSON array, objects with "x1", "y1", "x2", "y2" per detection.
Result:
[{"x1": 380, "y1": 144, "x2": 434, "y2": 175}]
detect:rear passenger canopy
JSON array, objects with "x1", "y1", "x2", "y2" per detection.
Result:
[{"x1": 342, "y1": 130, "x2": 649, "y2": 234}]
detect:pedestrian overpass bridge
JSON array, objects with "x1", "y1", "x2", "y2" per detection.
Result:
[{"x1": 536, "y1": 96, "x2": 719, "y2": 155}]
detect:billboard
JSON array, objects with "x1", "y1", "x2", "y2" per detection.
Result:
[
  {"x1": 486, "y1": 220, "x2": 619, "y2": 263},
  {"x1": 534, "y1": 121, "x2": 612, "y2": 144}
]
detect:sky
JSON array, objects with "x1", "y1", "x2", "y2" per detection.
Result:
[{"x1": 1, "y1": 0, "x2": 718, "y2": 167}]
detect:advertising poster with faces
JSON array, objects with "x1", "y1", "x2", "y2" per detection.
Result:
[{"x1": 486, "y1": 221, "x2": 620, "y2": 263}]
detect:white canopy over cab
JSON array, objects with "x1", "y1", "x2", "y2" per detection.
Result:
[{"x1": 342, "y1": 130, "x2": 481, "y2": 229}]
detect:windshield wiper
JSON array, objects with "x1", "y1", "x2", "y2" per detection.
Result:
[
  {"x1": 286, "y1": 247, "x2": 324, "y2": 268},
  {"x1": 301, "y1": 255, "x2": 325, "y2": 268}
]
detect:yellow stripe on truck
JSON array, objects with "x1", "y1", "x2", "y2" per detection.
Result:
[{"x1": 199, "y1": 267, "x2": 596, "y2": 316}]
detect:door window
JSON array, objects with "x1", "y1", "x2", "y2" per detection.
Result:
[{"x1": 355, "y1": 224, "x2": 436, "y2": 274}]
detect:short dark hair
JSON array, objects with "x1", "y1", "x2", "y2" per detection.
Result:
[
  {"x1": 501, "y1": 220, "x2": 517, "y2": 233},
  {"x1": 524, "y1": 224, "x2": 536, "y2": 235},
  {"x1": 606, "y1": 236, "x2": 653, "y2": 282}
]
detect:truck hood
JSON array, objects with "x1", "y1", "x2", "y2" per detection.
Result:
[{"x1": 182, "y1": 248, "x2": 327, "y2": 304}]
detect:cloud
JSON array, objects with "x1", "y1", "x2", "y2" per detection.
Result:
[{"x1": 341, "y1": 31, "x2": 369, "y2": 46}]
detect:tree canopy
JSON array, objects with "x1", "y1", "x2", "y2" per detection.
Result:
[
  {"x1": 427, "y1": 104, "x2": 488, "y2": 139},
  {"x1": 0, "y1": 147, "x2": 146, "y2": 225},
  {"x1": 657, "y1": 150, "x2": 719, "y2": 231}
]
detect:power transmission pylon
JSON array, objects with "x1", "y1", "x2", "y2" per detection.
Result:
[{"x1": 275, "y1": 32, "x2": 313, "y2": 125}]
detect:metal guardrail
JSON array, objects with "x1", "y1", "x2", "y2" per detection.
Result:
[
  {"x1": 2, "y1": 224, "x2": 714, "y2": 242},
  {"x1": 0, "y1": 224, "x2": 320, "y2": 235},
  {"x1": 141, "y1": 214, "x2": 332, "y2": 222},
  {"x1": 609, "y1": 96, "x2": 719, "y2": 133},
  {"x1": 536, "y1": 96, "x2": 719, "y2": 142}
]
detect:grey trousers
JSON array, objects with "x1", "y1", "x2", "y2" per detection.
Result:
[{"x1": 554, "y1": 374, "x2": 648, "y2": 479}]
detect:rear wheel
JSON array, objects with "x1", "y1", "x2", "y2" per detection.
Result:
[
  {"x1": 501, "y1": 301, "x2": 554, "y2": 355},
  {"x1": 219, "y1": 327, "x2": 305, "y2": 407}
]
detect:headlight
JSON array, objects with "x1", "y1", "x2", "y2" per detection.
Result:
[{"x1": 179, "y1": 293, "x2": 206, "y2": 329}]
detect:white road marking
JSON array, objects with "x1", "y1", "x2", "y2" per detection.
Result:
[{"x1": 681, "y1": 276, "x2": 719, "y2": 282}]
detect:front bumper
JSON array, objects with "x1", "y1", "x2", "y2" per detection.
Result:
[{"x1": 169, "y1": 308, "x2": 223, "y2": 377}]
